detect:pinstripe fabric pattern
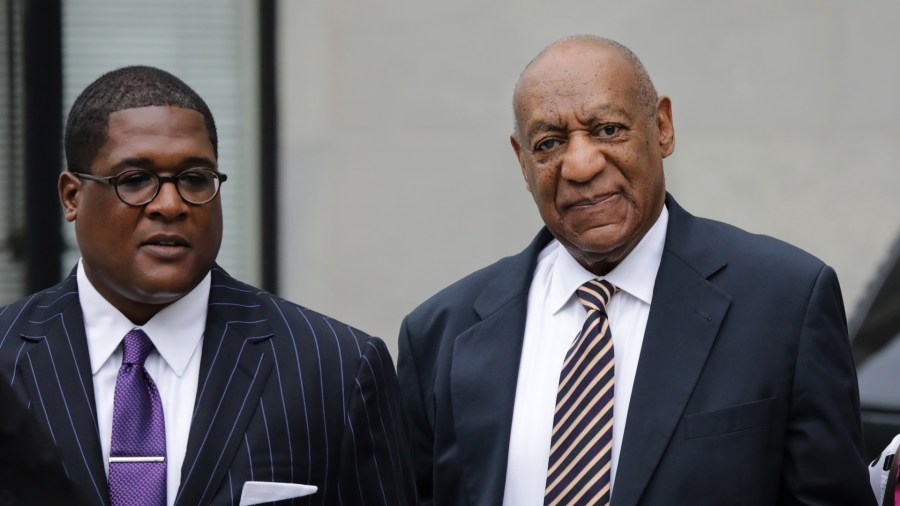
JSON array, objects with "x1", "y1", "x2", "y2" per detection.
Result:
[
  {"x1": 545, "y1": 279, "x2": 617, "y2": 506},
  {"x1": 0, "y1": 265, "x2": 416, "y2": 506}
]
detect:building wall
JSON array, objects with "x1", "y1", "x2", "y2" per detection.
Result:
[{"x1": 277, "y1": 1, "x2": 900, "y2": 354}]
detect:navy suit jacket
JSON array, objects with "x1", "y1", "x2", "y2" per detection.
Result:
[
  {"x1": 0, "y1": 266, "x2": 416, "y2": 506},
  {"x1": 398, "y1": 195, "x2": 875, "y2": 505}
]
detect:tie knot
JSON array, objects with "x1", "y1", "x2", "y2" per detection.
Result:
[
  {"x1": 122, "y1": 329, "x2": 154, "y2": 366},
  {"x1": 577, "y1": 279, "x2": 617, "y2": 313}
]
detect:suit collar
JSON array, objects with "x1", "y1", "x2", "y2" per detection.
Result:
[
  {"x1": 14, "y1": 267, "x2": 281, "y2": 506},
  {"x1": 547, "y1": 204, "x2": 669, "y2": 312},
  {"x1": 175, "y1": 266, "x2": 275, "y2": 506},
  {"x1": 136, "y1": 272, "x2": 211, "y2": 376},
  {"x1": 452, "y1": 229, "x2": 554, "y2": 505},
  {"x1": 473, "y1": 228, "x2": 554, "y2": 319},
  {"x1": 659, "y1": 193, "x2": 728, "y2": 279},
  {"x1": 612, "y1": 194, "x2": 732, "y2": 506},
  {"x1": 16, "y1": 272, "x2": 110, "y2": 505},
  {"x1": 77, "y1": 261, "x2": 210, "y2": 376},
  {"x1": 455, "y1": 196, "x2": 731, "y2": 505}
]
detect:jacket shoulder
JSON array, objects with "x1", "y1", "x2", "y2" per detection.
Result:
[
  {"x1": 0, "y1": 276, "x2": 78, "y2": 336},
  {"x1": 685, "y1": 214, "x2": 827, "y2": 276},
  {"x1": 211, "y1": 267, "x2": 378, "y2": 348},
  {"x1": 410, "y1": 254, "x2": 518, "y2": 318},
  {"x1": 664, "y1": 195, "x2": 829, "y2": 283},
  {"x1": 402, "y1": 229, "x2": 551, "y2": 339}
]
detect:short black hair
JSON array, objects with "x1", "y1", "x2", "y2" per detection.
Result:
[{"x1": 64, "y1": 65, "x2": 218, "y2": 173}]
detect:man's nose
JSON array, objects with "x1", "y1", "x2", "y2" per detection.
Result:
[
  {"x1": 560, "y1": 135, "x2": 607, "y2": 183},
  {"x1": 145, "y1": 179, "x2": 188, "y2": 217}
]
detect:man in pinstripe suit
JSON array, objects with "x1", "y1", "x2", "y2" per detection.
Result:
[{"x1": 0, "y1": 66, "x2": 415, "y2": 506}]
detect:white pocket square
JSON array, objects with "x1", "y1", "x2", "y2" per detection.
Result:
[
  {"x1": 869, "y1": 433, "x2": 900, "y2": 506},
  {"x1": 239, "y1": 481, "x2": 318, "y2": 506}
]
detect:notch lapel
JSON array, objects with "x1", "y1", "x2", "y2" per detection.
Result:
[
  {"x1": 15, "y1": 276, "x2": 110, "y2": 506},
  {"x1": 611, "y1": 196, "x2": 732, "y2": 506},
  {"x1": 450, "y1": 230, "x2": 552, "y2": 505},
  {"x1": 175, "y1": 270, "x2": 275, "y2": 506}
]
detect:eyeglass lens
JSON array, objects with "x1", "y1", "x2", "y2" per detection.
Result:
[{"x1": 116, "y1": 169, "x2": 221, "y2": 205}]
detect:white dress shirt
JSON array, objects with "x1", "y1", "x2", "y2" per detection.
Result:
[
  {"x1": 78, "y1": 260, "x2": 209, "y2": 506},
  {"x1": 503, "y1": 206, "x2": 668, "y2": 506}
]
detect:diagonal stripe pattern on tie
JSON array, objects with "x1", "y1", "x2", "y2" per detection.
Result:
[{"x1": 545, "y1": 279, "x2": 618, "y2": 506}]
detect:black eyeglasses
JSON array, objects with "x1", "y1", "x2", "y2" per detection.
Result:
[{"x1": 71, "y1": 168, "x2": 228, "y2": 206}]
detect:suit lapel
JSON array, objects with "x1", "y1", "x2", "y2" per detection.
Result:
[
  {"x1": 451, "y1": 230, "x2": 553, "y2": 505},
  {"x1": 612, "y1": 196, "x2": 732, "y2": 506},
  {"x1": 16, "y1": 274, "x2": 110, "y2": 506},
  {"x1": 175, "y1": 268, "x2": 275, "y2": 506}
]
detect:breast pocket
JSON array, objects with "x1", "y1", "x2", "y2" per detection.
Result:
[{"x1": 684, "y1": 397, "x2": 776, "y2": 439}]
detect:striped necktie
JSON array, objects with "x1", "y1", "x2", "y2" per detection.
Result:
[{"x1": 545, "y1": 279, "x2": 618, "y2": 506}]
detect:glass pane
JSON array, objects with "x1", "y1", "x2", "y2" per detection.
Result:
[
  {"x1": 858, "y1": 331, "x2": 900, "y2": 409},
  {"x1": 0, "y1": 0, "x2": 26, "y2": 305},
  {"x1": 61, "y1": 0, "x2": 261, "y2": 285}
]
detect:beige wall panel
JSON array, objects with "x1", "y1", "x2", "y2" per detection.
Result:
[{"x1": 278, "y1": 0, "x2": 900, "y2": 355}]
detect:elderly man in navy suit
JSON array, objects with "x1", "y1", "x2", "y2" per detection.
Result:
[
  {"x1": 0, "y1": 66, "x2": 415, "y2": 506},
  {"x1": 398, "y1": 35, "x2": 875, "y2": 505}
]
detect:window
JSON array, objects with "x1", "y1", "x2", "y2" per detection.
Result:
[
  {"x1": 852, "y1": 232, "x2": 900, "y2": 459},
  {"x1": 0, "y1": 0, "x2": 26, "y2": 305},
  {"x1": 61, "y1": 0, "x2": 263, "y2": 285}
]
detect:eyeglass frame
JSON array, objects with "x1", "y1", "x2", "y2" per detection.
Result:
[{"x1": 70, "y1": 167, "x2": 228, "y2": 206}]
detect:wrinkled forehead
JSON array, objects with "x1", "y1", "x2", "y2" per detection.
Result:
[{"x1": 513, "y1": 44, "x2": 641, "y2": 127}]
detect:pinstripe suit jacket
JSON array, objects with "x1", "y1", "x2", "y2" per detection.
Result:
[{"x1": 0, "y1": 265, "x2": 416, "y2": 506}]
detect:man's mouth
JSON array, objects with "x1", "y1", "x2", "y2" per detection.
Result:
[
  {"x1": 568, "y1": 192, "x2": 619, "y2": 209},
  {"x1": 143, "y1": 234, "x2": 189, "y2": 247},
  {"x1": 141, "y1": 235, "x2": 190, "y2": 258}
]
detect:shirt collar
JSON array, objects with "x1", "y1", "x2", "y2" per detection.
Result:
[
  {"x1": 78, "y1": 259, "x2": 211, "y2": 376},
  {"x1": 547, "y1": 204, "x2": 669, "y2": 313}
]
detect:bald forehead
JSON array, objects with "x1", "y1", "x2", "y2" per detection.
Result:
[
  {"x1": 512, "y1": 38, "x2": 659, "y2": 139},
  {"x1": 514, "y1": 40, "x2": 634, "y2": 105}
]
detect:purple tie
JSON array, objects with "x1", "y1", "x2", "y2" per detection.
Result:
[{"x1": 108, "y1": 329, "x2": 167, "y2": 506}]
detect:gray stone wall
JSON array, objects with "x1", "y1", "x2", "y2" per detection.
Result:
[{"x1": 277, "y1": 1, "x2": 900, "y2": 354}]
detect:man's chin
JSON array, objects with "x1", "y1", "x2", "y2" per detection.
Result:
[
  {"x1": 572, "y1": 224, "x2": 628, "y2": 252},
  {"x1": 128, "y1": 274, "x2": 206, "y2": 304},
  {"x1": 127, "y1": 288, "x2": 189, "y2": 307},
  {"x1": 556, "y1": 227, "x2": 635, "y2": 272}
]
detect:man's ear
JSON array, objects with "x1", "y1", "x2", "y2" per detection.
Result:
[
  {"x1": 59, "y1": 171, "x2": 81, "y2": 222},
  {"x1": 510, "y1": 134, "x2": 532, "y2": 193},
  {"x1": 656, "y1": 96, "x2": 675, "y2": 158}
]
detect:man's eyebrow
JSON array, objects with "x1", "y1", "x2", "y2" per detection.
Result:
[
  {"x1": 523, "y1": 105, "x2": 635, "y2": 139},
  {"x1": 581, "y1": 104, "x2": 635, "y2": 123},
  {"x1": 524, "y1": 119, "x2": 564, "y2": 137}
]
